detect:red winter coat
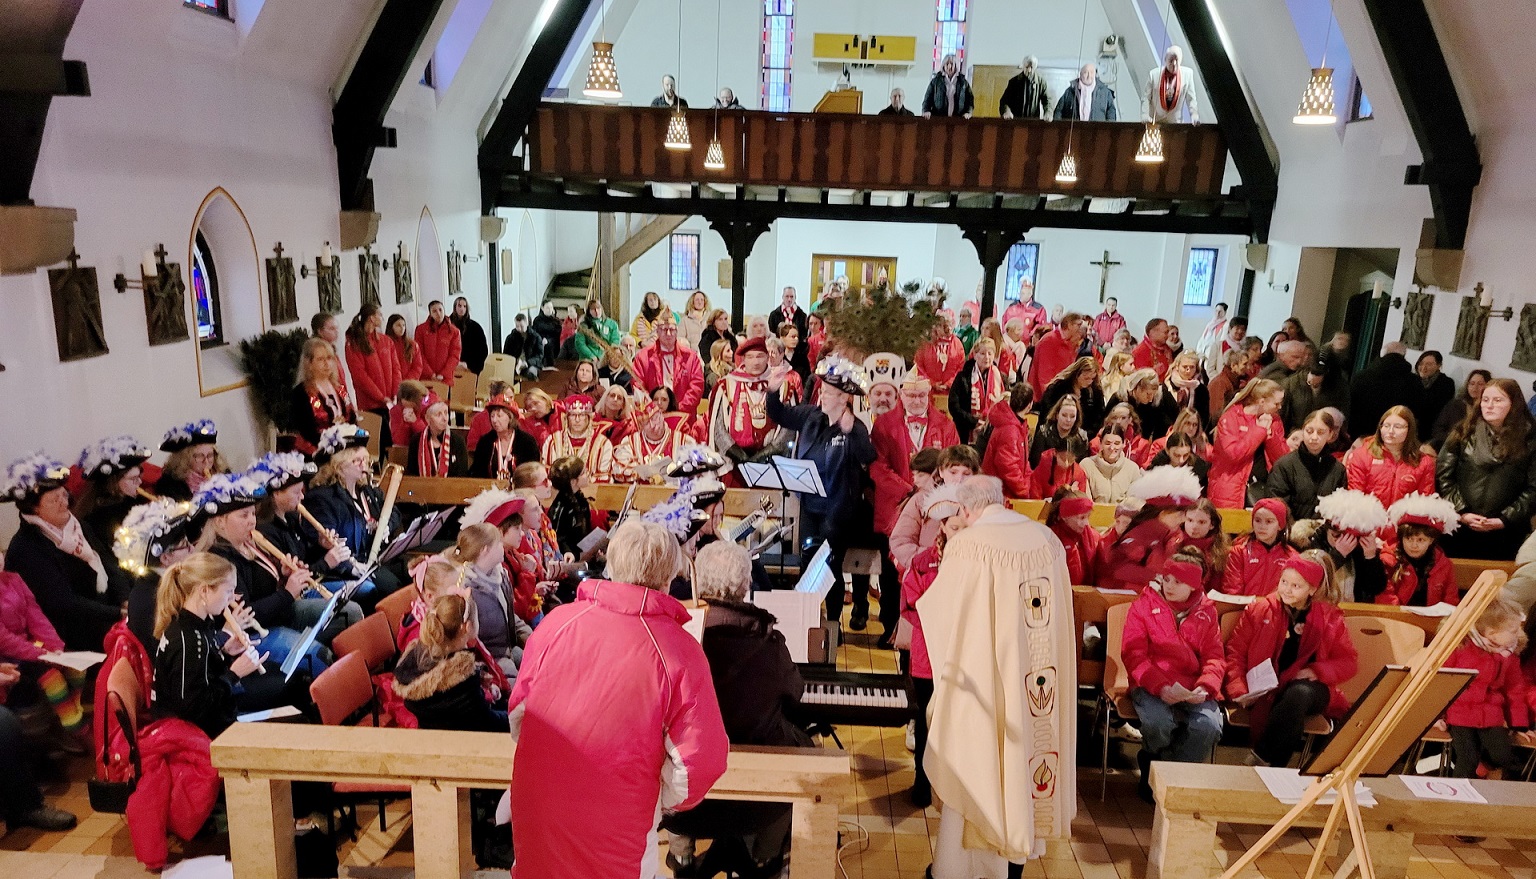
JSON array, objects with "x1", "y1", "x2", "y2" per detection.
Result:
[
  {"x1": 95, "y1": 621, "x2": 153, "y2": 781},
  {"x1": 125, "y1": 718, "x2": 220, "y2": 870},
  {"x1": 1051, "y1": 520, "x2": 1104, "y2": 586},
  {"x1": 390, "y1": 335, "x2": 426, "y2": 382},
  {"x1": 1377, "y1": 548, "x2": 1458, "y2": 607},
  {"x1": 913, "y1": 335, "x2": 965, "y2": 393},
  {"x1": 1132, "y1": 338, "x2": 1173, "y2": 381},
  {"x1": 1099, "y1": 518, "x2": 1176, "y2": 592},
  {"x1": 414, "y1": 318, "x2": 462, "y2": 381},
  {"x1": 900, "y1": 546, "x2": 941, "y2": 679},
  {"x1": 1210, "y1": 406, "x2": 1288, "y2": 508},
  {"x1": 0, "y1": 570, "x2": 62, "y2": 661},
  {"x1": 1221, "y1": 535, "x2": 1298, "y2": 597},
  {"x1": 346, "y1": 333, "x2": 403, "y2": 412},
  {"x1": 389, "y1": 395, "x2": 438, "y2": 449},
  {"x1": 1122, "y1": 588, "x2": 1225, "y2": 697},
  {"x1": 1224, "y1": 595, "x2": 1358, "y2": 734},
  {"x1": 981, "y1": 401, "x2": 1032, "y2": 499},
  {"x1": 1343, "y1": 445, "x2": 1435, "y2": 510},
  {"x1": 631, "y1": 344, "x2": 707, "y2": 414},
  {"x1": 870, "y1": 406, "x2": 961, "y2": 531},
  {"x1": 1028, "y1": 450, "x2": 1087, "y2": 500},
  {"x1": 1444, "y1": 640, "x2": 1530, "y2": 729},
  {"x1": 1027, "y1": 329, "x2": 1078, "y2": 399}
]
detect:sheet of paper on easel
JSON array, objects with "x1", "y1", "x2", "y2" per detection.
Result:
[
  {"x1": 1245, "y1": 659, "x2": 1279, "y2": 699},
  {"x1": 1400, "y1": 776, "x2": 1487, "y2": 803}
]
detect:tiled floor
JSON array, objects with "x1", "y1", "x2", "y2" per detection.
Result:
[{"x1": 4, "y1": 618, "x2": 1533, "y2": 879}]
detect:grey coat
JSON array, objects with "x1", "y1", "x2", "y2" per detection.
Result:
[{"x1": 1053, "y1": 80, "x2": 1118, "y2": 121}]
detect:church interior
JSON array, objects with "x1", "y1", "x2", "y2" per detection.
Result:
[{"x1": 4, "y1": 0, "x2": 1536, "y2": 878}]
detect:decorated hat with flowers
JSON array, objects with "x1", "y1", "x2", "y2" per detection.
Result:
[
  {"x1": 113, "y1": 497, "x2": 196, "y2": 576},
  {"x1": 642, "y1": 489, "x2": 709, "y2": 544},
  {"x1": 815, "y1": 354, "x2": 871, "y2": 397},
  {"x1": 161, "y1": 419, "x2": 218, "y2": 453},
  {"x1": 191, "y1": 471, "x2": 269, "y2": 519},
  {"x1": 247, "y1": 452, "x2": 318, "y2": 493},
  {"x1": 484, "y1": 393, "x2": 520, "y2": 415},
  {"x1": 1127, "y1": 465, "x2": 1203, "y2": 510},
  {"x1": 1315, "y1": 488, "x2": 1389, "y2": 536},
  {"x1": 315, "y1": 423, "x2": 370, "y2": 465},
  {"x1": 666, "y1": 446, "x2": 729, "y2": 480},
  {"x1": 80, "y1": 435, "x2": 151, "y2": 480},
  {"x1": 677, "y1": 475, "x2": 728, "y2": 511},
  {"x1": 1, "y1": 453, "x2": 71, "y2": 504},
  {"x1": 1387, "y1": 492, "x2": 1460, "y2": 535}
]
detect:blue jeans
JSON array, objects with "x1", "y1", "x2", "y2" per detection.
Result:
[
  {"x1": 1129, "y1": 688, "x2": 1223, "y2": 763},
  {"x1": 254, "y1": 625, "x2": 330, "y2": 676}
]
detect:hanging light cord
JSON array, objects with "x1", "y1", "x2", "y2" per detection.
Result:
[
  {"x1": 713, "y1": 0, "x2": 722, "y2": 130},
  {"x1": 1320, "y1": 0, "x2": 1335, "y2": 68},
  {"x1": 1068, "y1": 0, "x2": 1090, "y2": 146}
]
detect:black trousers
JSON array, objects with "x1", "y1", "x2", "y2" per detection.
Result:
[
  {"x1": 0, "y1": 705, "x2": 44, "y2": 821},
  {"x1": 1253, "y1": 680, "x2": 1330, "y2": 768},
  {"x1": 872, "y1": 534, "x2": 901, "y2": 637},
  {"x1": 912, "y1": 675, "x2": 934, "y2": 800},
  {"x1": 1449, "y1": 725, "x2": 1522, "y2": 778},
  {"x1": 801, "y1": 510, "x2": 851, "y2": 622}
]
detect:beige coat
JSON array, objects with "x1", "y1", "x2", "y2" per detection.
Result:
[
  {"x1": 1081, "y1": 455, "x2": 1143, "y2": 505},
  {"x1": 918, "y1": 505, "x2": 1077, "y2": 866}
]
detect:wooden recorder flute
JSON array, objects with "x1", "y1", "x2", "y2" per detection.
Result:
[
  {"x1": 366, "y1": 464, "x2": 404, "y2": 566},
  {"x1": 251, "y1": 532, "x2": 334, "y2": 599},
  {"x1": 222, "y1": 609, "x2": 266, "y2": 674},
  {"x1": 297, "y1": 503, "x2": 369, "y2": 579}
]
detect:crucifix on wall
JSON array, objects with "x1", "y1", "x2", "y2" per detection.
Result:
[{"x1": 1089, "y1": 250, "x2": 1121, "y2": 303}]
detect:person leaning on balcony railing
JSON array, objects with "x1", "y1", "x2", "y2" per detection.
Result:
[
  {"x1": 651, "y1": 74, "x2": 689, "y2": 110},
  {"x1": 921, "y1": 54, "x2": 974, "y2": 119}
]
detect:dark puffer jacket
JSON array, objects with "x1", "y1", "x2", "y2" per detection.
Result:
[
  {"x1": 392, "y1": 645, "x2": 506, "y2": 733},
  {"x1": 698, "y1": 600, "x2": 812, "y2": 748}
]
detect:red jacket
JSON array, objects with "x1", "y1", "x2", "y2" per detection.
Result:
[
  {"x1": 1209, "y1": 405, "x2": 1288, "y2": 508},
  {"x1": 1027, "y1": 329, "x2": 1079, "y2": 399},
  {"x1": 1028, "y1": 450, "x2": 1087, "y2": 500},
  {"x1": 1051, "y1": 520, "x2": 1104, "y2": 586},
  {"x1": 1376, "y1": 548, "x2": 1458, "y2": 607},
  {"x1": 389, "y1": 395, "x2": 438, "y2": 448},
  {"x1": 466, "y1": 408, "x2": 494, "y2": 450},
  {"x1": 346, "y1": 333, "x2": 403, "y2": 412},
  {"x1": 1221, "y1": 535, "x2": 1298, "y2": 597},
  {"x1": 913, "y1": 335, "x2": 966, "y2": 393},
  {"x1": 1224, "y1": 595, "x2": 1358, "y2": 730},
  {"x1": 1444, "y1": 640, "x2": 1530, "y2": 729},
  {"x1": 125, "y1": 718, "x2": 220, "y2": 870},
  {"x1": 901, "y1": 546, "x2": 941, "y2": 679},
  {"x1": 1121, "y1": 588, "x2": 1225, "y2": 697},
  {"x1": 0, "y1": 570, "x2": 62, "y2": 661},
  {"x1": 870, "y1": 406, "x2": 961, "y2": 531},
  {"x1": 1343, "y1": 446, "x2": 1435, "y2": 509},
  {"x1": 1099, "y1": 518, "x2": 1176, "y2": 592},
  {"x1": 390, "y1": 335, "x2": 426, "y2": 382},
  {"x1": 414, "y1": 318, "x2": 462, "y2": 381},
  {"x1": 94, "y1": 621, "x2": 153, "y2": 781},
  {"x1": 981, "y1": 400, "x2": 1031, "y2": 499},
  {"x1": 631, "y1": 344, "x2": 707, "y2": 414},
  {"x1": 1132, "y1": 338, "x2": 1173, "y2": 381}
]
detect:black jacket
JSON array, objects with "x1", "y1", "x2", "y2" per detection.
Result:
[
  {"x1": 152, "y1": 608, "x2": 238, "y2": 739},
  {"x1": 1126, "y1": 393, "x2": 1180, "y2": 441},
  {"x1": 451, "y1": 316, "x2": 489, "y2": 375},
  {"x1": 1030, "y1": 424, "x2": 1088, "y2": 470},
  {"x1": 1148, "y1": 449, "x2": 1210, "y2": 490},
  {"x1": 208, "y1": 538, "x2": 297, "y2": 630},
  {"x1": 767, "y1": 393, "x2": 876, "y2": 519},
  {"x1": 305, "y1": 482, "x2": 401, "y2": 562},
  {"x1": 1348, "y1": 353, "x2": 1421, "y2": 440},
  {"x1": 1280, "y1": 370, "x2": 1351, "y2": 434},
  {"x1": 470, "y1": 430, "x2": 540, "y2": 480},
  {"x1": 80, "y1": 494, "x2": 146, "y2": 558},
  {"x1": 1412, "y1": 373, "x2": 1458, "y2": 438},
  {"x1": 999, "y1": 70, "x2": 1049, "y2": 119},
  {"x1": 548, "y1": 489, "x2": 593, "y2": 559},
  {"x1": 1266, "y1": 447, "x2": 1346, "y2": 521},
  {"x1": 258, "y1": 512, "x2": 339, "y2": 580},
  {"x1": 392, "y1": 646, "x2": 505, "y2": 733},
  {"x1": 531, "y1": 312, "x2": 562, "y2": 363},
  {"x1": 1436, "y1": 425, "x2": 1536, "y2": 525},
  {"x1": 4, "y1": 519, "x2": 123, "y2": 651},
  {"x1": 698, "y1": 326, "x2": 737, "y2": 363},
  {"x1": 921, "y1": 72, "x2": 974, "y2": 117},
  {"x1": 407, "y1": 431, "x2": 470, "y2": 478},
  {"x1": 699, "y1": 600, "x2": 812, "y2": 748}
]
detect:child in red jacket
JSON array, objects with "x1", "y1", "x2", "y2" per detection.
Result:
[
  {"x1": 1045, "y1": 489, "x2": 1103, "y2": 586},
  {"x1": 1170, "y1": 499, "x2": 1230, "y2": 594},
  {"x1": 899, "y1": 485, "x2": 966, "y2": 809},
  {"x1": 1028, "y1": 444, "x2": 1088, "y2": 500},
  {"x1": 1224, "y1": 551, "x2": 1358, "y2": 768},
  {"x1": 1221, "y1": 498, "x2": 1298, "y2": 597},
  {"x1": 1442, "y1": 598, "x2": 1530, "y2": 779},
  {"x1": 1100, "y1": 466, "x2": 1202, "y2": 592},
  {"x1": 1378, "y1": 493, "x2": 1460, "y2": 607},
  {"x1": 1122, "y1": 549, "x2": 1226, "y2": 802}
]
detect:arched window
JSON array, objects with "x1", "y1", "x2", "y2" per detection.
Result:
[{"x1": 191, "y1": 231, "x2": 225, "y2": 348}]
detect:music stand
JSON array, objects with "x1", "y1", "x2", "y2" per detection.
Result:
[
  {"x1": 280, "y1": 588, "x2": 346, "y2": 681},
  {"x1": 738, "y1": 457, "x2": 825, "y2": 582},
  {"x1": 377, "y1": 507, "x2": 453, "y2": 565}
]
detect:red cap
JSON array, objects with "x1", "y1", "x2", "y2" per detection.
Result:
[
  {"x1": 484, "y1": 498, "x2": 527, "y2": 528},
  {"x1": 1252, "y1": 498, "x2": 1289, "y2": 528},
  {"x1": 562, "y1": 394, "x2": 596, "y2": 415},
  {"x1": 735, "y1": 337, "x2": 768, "y2": 360}
]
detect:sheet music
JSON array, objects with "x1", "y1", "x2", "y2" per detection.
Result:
[
  {"x1": 236, "y1": 705, "x2": 303, "y2": 723},
  {"x1": 378, "y1": 508, "x2": 453, "y2": 564},
  {"x1": 1245, "y1": 659, "x2": 1279, "y2": 700},
  {"x1": 1405, "y1": 602, "x2": 1457, "y2": 618},
  {"x1": 1253, "y1": 767, "x2": 1376, "y2": 807},
  {"x1": 37, "y1": 651, "x2": 106, "y2": 672},
  {"x1": 577, "y1": 528, "x2": 607, "y2": 554},
  {"x1": 771, "y1": 456, "x2": 827, "y2": 498}
]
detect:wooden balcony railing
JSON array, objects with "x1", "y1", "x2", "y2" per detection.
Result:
[{"x1": 528, "y1": 102, "x2": 1230, "y2": 200}]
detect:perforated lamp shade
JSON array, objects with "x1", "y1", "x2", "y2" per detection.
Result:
[
  {"x1": 1134, "y1": 124, "x2": 1165, "y2": 163},
  {"x1": 703, "y1": 135, "x2": 726, "y2": 170},
  {"x1": 582, "y1": 42, "x2": 622, "y2": 99},
  {"x1": 1054, "y1": 149, "x2": 1078, "y2": 184},
  {"x1": 664, "y1": 107, "x2": 692, "y2": 150},
  {"x1": 1294, "y1": 67, "x2": 1337, "y2": 125}
]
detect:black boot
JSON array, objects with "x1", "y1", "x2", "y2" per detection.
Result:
[{"x1": 1136, "y1": 748, "x2": 1155, "y2": 804}]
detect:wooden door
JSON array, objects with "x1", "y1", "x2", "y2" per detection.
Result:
[{"x1": 810, "y1": 254, "x2": 898, "y2": 304}]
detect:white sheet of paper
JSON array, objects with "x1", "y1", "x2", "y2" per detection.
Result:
[
  {"x1": 1400, "y1": 776, "x2": 1487, "y2": 803},
  {"x1": 37, "y1": 650, "x2": 106, "y2": 672},
  {"x1": 577, "y1": 528, "x2": 607, "y2": 554},
  {"x1": 236, "y1": 705, "x2": 302, "y2": 723},
  {"x1": 162, "y1": 856, "x2": 233, "y2": 879},
  {"x1": 1165, "y1": 683, "x2": 1198, "y2": 702},
  {"x1": 1405, "y1": 602, "x2": 1457, "y2": 618},
  {"x1": 1253, "y1": 766, "x2": 1377, "y2": 807},
  {"x1": 1245, "y1": 659, "x2": 1279, "y2": 698},
  {"x1": 1096, "y1": 587, "x2": 1139, "y2": 596},
  {"x1": 1208, "y1": 591, "x2": 1257, "y2": 605}
]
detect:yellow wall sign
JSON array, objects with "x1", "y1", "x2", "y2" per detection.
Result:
[{"x1": 811, "y1": 34, "x2": 918, "y2": 65}]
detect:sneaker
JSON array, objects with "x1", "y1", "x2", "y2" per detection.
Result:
[
  {"x1": 1111, "y1": 723, "x2": 1143, "y2": 743},
  {"x1": 18, "y1": 806, "x2": 77, "y2": 832},
  {"x1": 905, "y1": 721, "x2": 916, "y2": 752}
]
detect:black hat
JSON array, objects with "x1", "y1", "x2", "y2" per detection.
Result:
[
  {"x1": 814, "y1": 355, "x2": 871, "y2": 397},
  {"x1": 314, "y1": 424, "x2": 370, "y2": 465},
  {"x1": 190, "y1": 472, "x2": 268, "y2": 519},
  {"x1": 247, "y1": 452, "x2": 319, "y2": 492},
  {"x1": 666, "y1": 447, "x2": 730, "y2": 480},
  {"x1": 113, "y1": 498, "x2": 196, "y2": 576},
  {"x1": 161, "y1": 420, "x2": 218, "y2": 453},
  {"x1": 80, "y1": 435, "x2": 152, "y2": 480}
]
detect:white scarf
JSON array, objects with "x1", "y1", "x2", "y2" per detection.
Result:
[
  {"x1": 24, "y1": 513, "x2": 109, "y2": 594},
  {"x1": 1077, "y1": 77, "x2": 1094, "y2": 120}
]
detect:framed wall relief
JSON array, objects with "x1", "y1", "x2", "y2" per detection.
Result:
[
  {"x1": 393, "y1": 241, "x2": 412, "y2": 304},
  {"x1": 265, "y1": 243, "x2": 298, "y2": 325},
  {"x1": 358, "y1": 244, "x2": 381, "y2": 309},
  {"x1": 48, "y1": 251, "x2": 109, "y2": 361},
  {"x1": 146, "y1": 261, "x2": 190, "y2": 346},
  {"x1": 1513, "y1": 304, "x2": 1536, "y2": 373},
  {"x1": 1450, "y1": 295, "x2": 1487, "y2": 361},
  {"x1": 1399, "y1": 290, "x2": 1433, "y2": 351},
  {"x1": 446, "y1": 245, "x2": 463, "y2": 296},
  {"x1": 316, "y1": 255, "x2": 342, "y2": 315}
]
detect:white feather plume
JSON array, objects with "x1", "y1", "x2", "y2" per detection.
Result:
[
  {"x1": 1314, "y1": 488, "x2": 1389, "y2": 534},
  {"x1": 1386, "y1": 492, "x2": 1460, "y2": 534},
  {"x1": 1127, "y1": 465, "x2": 1202, "y2": 505},
  {"x1": 462, "y1": 487, "x2": 517, "y2": 528}
]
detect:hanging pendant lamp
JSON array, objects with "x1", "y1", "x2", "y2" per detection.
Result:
[
  {"x1": 664, "y1": 107, "x2": 692, "y2": 150},
  {"x1": 1294, "y1": 67, "x2": 1337, "y2": 124},
  {"x1": 1055, "y1": 149, "x2": 1078, "y2": 184},
  {"x1": 583, "y1": 42, "x2": 622, "y2": 99},
  {"x1": 1135, "y1": 124, "x2": 1165, "y2": 163},
  {"x1": 701, "y1": 0, "x2": 726, "y2": 170},
  {"x1": 704, "y1": 136, "x2": 726, "y2": 169}
]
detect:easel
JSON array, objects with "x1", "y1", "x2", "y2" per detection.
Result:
[{"x1": 1218, "y1": 569, "x2": 1510, "y2": 879}]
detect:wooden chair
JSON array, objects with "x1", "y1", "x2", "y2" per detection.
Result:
[
  {"x1": 357, "y1": 410, "x2": 383, "y2": 461},
  {"x1": 476, "y1": 354, "x2": 520, "y2": 399},
  {"x1": 1100, "y1": 602, "x2": 1136, "y2": 799},
  {"x1": 331, "y1": 613, "x2": 398, "y2": 675},
  {"x1": 449, "y1": 368, "x2": 480, "y2": 417},
  {"x1": 386, "y1": 445, "x2": 408, "y2": 468},
  {"x1": 421, "y1": 379, "x2": 451, "y2": 404},
  {"x1": 1339, "y1": 616, "x2": 1426, "y2": 704},
  {"x1": 309, "y1": 653, "x2": 407, "y2": 829},
  {"x1": 376, "y1": 588, "x2": 418, "y2": 640},
  {"x1": 1219, "y1": 609, "x2": 1243, "y2": 641},
  {"x1": 91, "y1": 657, "x2": 146, "y2": 814}
]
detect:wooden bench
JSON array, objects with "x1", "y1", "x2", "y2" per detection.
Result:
[
  {"x1": 584, "y1": 483, "x2": 788, "y2": 519},
  {"x1": 212, "y1": 724, "x2": 850, "y2": 879},
  {"x1": 1009, "y1": 500, "x2": 1251, "y2": 534},
  {"x1": 1148, "y1": 762, "x2": 1536, "y2": 879},
  {"x1": 1453, "y1": 558, "x2": 1517, "y2": 592},
  {"x1": 397, "y1": 475, "x2": 506, "y2": 506}
]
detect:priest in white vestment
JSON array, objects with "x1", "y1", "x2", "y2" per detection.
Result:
[{"x1": 917, "y1": 475, "x2": 1077, "y2": 879}]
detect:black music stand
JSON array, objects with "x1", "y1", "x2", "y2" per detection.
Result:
[{"x1": 738, "y1": 456, "x2": 825, "y2": 583}]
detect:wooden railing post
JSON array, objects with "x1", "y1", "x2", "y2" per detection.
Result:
[
  {"x1": 411, "y1": 782, "x2": 474, "y2": 879},
  {"x1": 225, "y1": 776, "x2": 296, "y2": 879},
  {"x1": 791, "y1": 794, "x2": 842, "y2": 879}
]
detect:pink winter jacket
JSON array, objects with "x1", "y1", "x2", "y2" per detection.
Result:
[
  {"x1": 889, "y1": 490, "x2": 943, "y2": 575},
  {"x1": 508, "y1": 579, "x2": 729, "y2": 879},
  {"x1": 0, "y1": 570, "x2": 62, "y2": 661}
]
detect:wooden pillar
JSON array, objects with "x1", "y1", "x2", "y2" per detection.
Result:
[
  {"x1": 411, "y1": 782, "x2": 474, "y2": 879},
  {"x1": 1148, "y1": 804, "x2": 1218, "y2": 879},
  {"x1": 224, "y1": 777, "x2": 296, "y2": 879},
  {"x1": 708, "y1": 218, "x2": 772, "y2": 333},
  {"x1": 959, "y1": 226, "x2": 1026, "y2": 322}
]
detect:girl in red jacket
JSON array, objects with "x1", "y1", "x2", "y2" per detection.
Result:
[
  {"x1": 1221, "y1": 498, "x2": 1298, "y2": 597},
  {"x1": 899, "y1": 485, "x2": 966, "y2": 808},
  {"x1": 1440, "y1": 598, "x2": 1529, "y2": 778},
  {"x1": 1224, "y1": 551, "x2": 1358, "y2": 768},
  {"x1": 1100, "y1": 465, "x2": 1202, "y2": 592},
  {"x1": 1028, "y1": 442, "x2": 1089, "y2": 500},
  {"x1": 344, "y1": 304, "x2": 403, "y2": 440},
  {"x1": 1122, "y1": 548, "x2": 1226, "y2": 801},
  {"x1": 1209, "y1": 378, "x2": 1288, "y2": 509},
  {"x1": 1046, "y1": 489, "x2": 1103, "y2": 586},
  {"x1": 1343, "y1": 405, "x2": 1435, "y2": 510},
  {"x1": 1171, "y1": 498, "x2": 1230, "y2": 594},
  {"x1": 1378, "y1": 493, "x2": 1460, "y2": 607}
]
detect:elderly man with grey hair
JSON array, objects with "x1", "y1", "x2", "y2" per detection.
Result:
[
  {"x1": 918, "y1": 475, "x2": 1077, "y2": 879},
  {"x1": 1258, "y1": 338, "x2": 1310, "y2": 383}
]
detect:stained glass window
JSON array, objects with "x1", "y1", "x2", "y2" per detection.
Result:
[
  {"x1": 761, "y1": 0, "x2": 794, "y2": 111},
  {"x1": 933, "y1": 0, "x2": 968, "y2": 72},
  {"x1": 185, "y1": 0, "x2": 230, "y2": 18},
  {"x1": 192, "y1": 232, "x2": 225, "y2": 347},
  {"x1": 1002, "y1": 242, "x2": 1040, "y2": 303},
  {"x1": 669, "y1": 233, "x2": 700, "y2": 291},
  {"x1": 1183, "y1": 247, "x2": 1219, "y2": 307}
]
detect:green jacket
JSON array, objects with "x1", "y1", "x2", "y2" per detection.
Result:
[{"x1": 573, "y1": 316, "x2": 621, "y2": 361}]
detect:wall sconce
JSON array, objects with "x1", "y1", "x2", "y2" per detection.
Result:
[
  {"x1": 113, "y1": 244, "x2": 167, "y2": 294},
  {"x1": 1474, "y1": 282, "x2": 1514, "y2": 322},
  {"x1": 449, "y1": 241, "x2": 482, "y2": 264},
  {"x1": 299, "y1": 242, "x2": 337, "y2": 279}
]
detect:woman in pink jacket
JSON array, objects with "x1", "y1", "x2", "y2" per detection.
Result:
[
  {"x1": 1209, "y1": 378, "x2": 1288, "y2": 508},
  {"x1": 508, "y1": 520, "x2": 728, "y2": 879},
  {"x1": 1344, "y1": 405, "x2": 1435, "y2": 509},
  {"x1": 899, "y1": 485, "x2": 965, "y2": 808},
  {"x1": 888, "y1": 445, "x2": 977, "y2": 574},
  {"x1": 0, "y1": 570, "x2": 86, "y2": 743}
]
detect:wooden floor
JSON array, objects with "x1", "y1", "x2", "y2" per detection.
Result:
[{"x1": 3, "y1": 607, "x2": 1530, "y2": 878}]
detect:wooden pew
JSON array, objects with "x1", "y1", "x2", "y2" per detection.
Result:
[
  {"x1": 397, "y1": 475, "x2": 506, "y2": 506},
  {"x1": 212, "y1": 724, "x2": 851, "y2": 879},
  {"x1": 1453, "y1": 557, "x2": 1517, "y2": 593},
  {"x1": 1073, "y1": 585, "x2": 1136, "y2": 687},
  {"x1": 1010, "y1": 500, "x2": 1251, "y2": 535},
  {"x1": 584, "y1": 482, "x2": 787, "y2": 519}
]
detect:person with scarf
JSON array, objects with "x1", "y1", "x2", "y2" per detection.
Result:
[
  {"x1": 2, "y1": 454, "x2": 124, "y2": 649},
  {"x1": 1118, "y1": 367, "x2": 1179, "y2": 443},
  {"x1": 519, "y1": 389, "x2": 558, "y2": 448},
  {"x1": 1220, "y1": 499, "x2": 1298, "y2": 597},
  {"x1": 573, "y1": 298, "x2": 621, "y2": 362},
  {"x1": 1053, "y1": 62, "x2": 1117, "y2": 121},
  {"x1": 632, "y1": 312, "x2": 706, "y2": 413},
  {"x1": 1082, "y1": 425, "x2": 1143, "y2": 504},
  {"x1": 1045, "y1": 489, "x2": 1103, "y2": 586},
  {"x1": 1132, "y1": 318, "x2": 1174, "y2": 381},
  {"x1": 1099, "y1": 466, "x2": 1201, "y2": 592},
  {"x1": 948, "y1": 337, "x2": 1007, "y2": 443},
  {"x1": 1142, "y1": 45, "x2": 1200, "y2": 124},
  {"x1": 914, "y1": 314, "x2": 966, "y2": 394},
  {"x1": 1210, "y1": 378, "x2": 1288, "y2": 509},
  {"x1": 541, "y1": 394, "x2": 615, "y2": 483},
  {"x1": 767, "y1": 286, "x2": 807, "y2": 338},
  {"x1": 449, "y1": 296, "x2": 489, "y2": 375},
  {"x1": 630, "y1": 290, "x2": 671, "y2": 348},
  {"x1": 470, "y1": 393, "x2": 543, "y2": 479},
  {"x1": 1001, "y1": 286, "x2": 1050, "y2": 344},
  {"x1": 389, "y1": 380, "x2": 436, "y2": 449},
  {"x1": 1170, "y1": 499, "x2": 1230, "y2": 593},
  {"x1": 1122, "y1": 548, "x2": 1224, "y2": 802},
  {"x1": 1162, "y1": 351, "x2": 1210, "y2": 429},
  {"x1": 345, "y1": 304, "x2": 404, "y2": 448},
  {"x1": 592, "y1": 384, "x2": 634, "y2": 444},
  {"x1": 289, "y1": 337, "x2": 358, "y2": 456},
  {"x1": 708, "y1": 338, "x2": 788, "y2": 468},
  {"x1": 613, "y1": 398, "x2": 692, "y2": 484},
  {"x1": 414, "y1": 300, "x2": 462, "y2": 382},
  {"x1": 73, "y1": 434, "x2": 152, "y2": 551},
  {"x1": 921, "y1": 53, "x2": 974, "y2": 118},
  {"x1": 306, "y1": 425, "x2": 404, "y2": 589},
  {"x1": 1267, "y1": 409, "x2": 1347, "y2": 521},
  {"x1": 407, "y1": 401, "x2": 469, "y2": 478},
  {"x1": 155, "y1": 419, "x2": 227, "y2": 502}
]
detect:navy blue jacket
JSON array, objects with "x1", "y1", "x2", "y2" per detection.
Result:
[{"x1": 766, "y1": 393, "x2": 876, "y2": 519}]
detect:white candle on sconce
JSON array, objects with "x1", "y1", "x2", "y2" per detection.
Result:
[
  {"x1": 321, "y1": 242, "x2": 334, "y2": 263},
  {"x1": 1371, "y1": 279, "x2": 1383, "y2": 298},
  {"x1": 1479, "y1": 285, "x2": 1493, "y2": 309},
  {"x1": 142, "y1": 251, "x2": 158, "y2": 277}
]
